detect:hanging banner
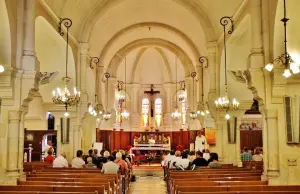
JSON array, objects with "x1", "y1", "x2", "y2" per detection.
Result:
[{"x1": 205, "y1": 128, "x2": 216, "y2": 145}]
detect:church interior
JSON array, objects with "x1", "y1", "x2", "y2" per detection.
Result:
[{"x1": 0, "y1": 0, "x2": 300, "y2": 193}]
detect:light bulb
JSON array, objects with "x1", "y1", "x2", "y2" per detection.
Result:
[
  {"x1": 283, "y1": 69, "x2": 292, "y2": 78},
  {"x1": 200, "y1": 111, "x2": 205, "y2": 116},
  {"x1": 64, "y1": 112, "x2": 69, "y2": 117},
  {"x1": 225, "y1": 113, "x2": 230, "y2": 120},
  {"x1": 265, "y1": 63, "x2": 273, "y2": 72},
  {"x1": 88, "y1": 106, "x2": 93, "y2": 113},
  {"x1": 205, "y1": 110, "x2": 210, "y2": 114},
  {"x1": 291, "y1": 67, "x2": 300, "y2": 74},
  {"x1": 196, "y1": 110, "x2": 201, "y2": 115},
  {"x1": 0, "y1": 65, "x2": 4, "y2": 73},
  {"x1": 99, "y1": 111, "x2": 103, "y2": 114}
]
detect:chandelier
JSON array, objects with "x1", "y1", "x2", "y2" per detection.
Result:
[
  {"x1": 197, "y1": 56, "x2": 210, "y2": 116},
  {"x1": 178, "y1": 81, "x2": 185, "y2": 102},
  {"x1": 215, "y1": 16, "x2": 239, "y2": 120},
  {"x1": 103, "y1": 72, "x2": 111, "y2": 121},
  {"x1": 52, "y1": 18, "x2": 80, "y2": 117},
  {"x1": 171, "y1": 55, "x2": 181, "y2": 121},
  {"x1": 121, "y1": 57, "x2": 130, "y2": 120},
  {"x1": 88, "y1": 95, "x2": 103, "y2": 116},
  {"x1": 265, "y1": 0, "x2": 299, "y2": 78},
  {"x1": 189, "y1": 72, "x2": 197, "y2": 120}
]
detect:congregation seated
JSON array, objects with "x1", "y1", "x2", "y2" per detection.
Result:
[
  {"x1": 44, "y1": 149, "x2": 54, "y2": 164},
  {"x1": 170, "y1": 151, "x2": 182, "y2": 169},
  {"x1": 192, "y1": 151, "x2": 208, "y2": 167},
  {"x1": 102, "y1": 156, "x2": 119, "y2": 174},
  {"x1": 252, "y1": 149, "x2": 263, "y2": 161},
  {"x1": 188, "y1": 151, "x2": 196, "y2": 163},
  {"x1": 208, "y1": 152, "x2": 221, "y2": 168},
  {"x1": 114, "y1": 152, "x2": 128, "y2": 171},
  {"x1": 71, "y1": 150, "x2": 86, "y2": 168},
  {"x1": 86, "y1": 157, "x2": 97, "y2": 168},
  {"x1": 176, "y1": 151, "x2": 190, "y2": 169},
  {"x1": 164, "y1": 150, "x2": 176, "y2": 167},
  {"x1": 203, "y1": 149, "x2": 210, "y2": 161},
  {"x1": 241, "y1": 147, "x2": 253, "y2": 162},
  {"x1": 52, "y1": 152, "x2": 68, "y2": 168}
]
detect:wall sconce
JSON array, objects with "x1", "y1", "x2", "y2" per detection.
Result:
[{"x1": 90, "y1": 57, "x2": 99, "y2": 69}]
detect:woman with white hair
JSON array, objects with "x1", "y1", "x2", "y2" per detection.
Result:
[
  {"x1": 114, "y1": 152, "x2": 128, "y2": 170},
  {"x1": 53, "y1": 152, "x2": 68, "y2": 168}
]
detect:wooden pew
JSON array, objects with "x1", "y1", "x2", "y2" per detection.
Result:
[
  {"x1": 171, "y1": 181, "x2": 267, "y2": 194},
  {"x1": 175, "y1": 185, "x2": 300, "y2": 194},
  {"x1": 177, "y1": 192, "x2": 300, "y2": 194},
  {"x1": 0, "y1": 192, "x2": 97, "y2": 194},
  {"x1": 0, "y1": 185, "x2": 105, "y2": 194}
]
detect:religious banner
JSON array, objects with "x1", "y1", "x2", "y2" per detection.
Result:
[{"x1": 205, "y1": 128, "x2": 216, "y2": 145}]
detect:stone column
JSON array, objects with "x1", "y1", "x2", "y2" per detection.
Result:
[
  {"x1": 197, "y1": 65, "x2": 203, "y2": 103},
  {"x1": 185, "y1": 76, "x2": 193, "y2": 110},
  {"x1": 96, "y1": 65, "x2": 105, "y2": 104},
  {"x1": 7, "y1": 111, "x2": 22, "y2": 175},
  {"x1": 163, "y1": 83, "x2": 173, "y2": 130},
  {"x1": 72, "y1": 124, "x2": 81, "y2": 156},
  {"x1": 130, "y1": 84, "x2": 140, "y2": 129},
  {"x1": 265, "y1": 109, "x2": 280, "y2": 178},
  {"x1": 23, "y1": 0, "x2": 35, "y2": 57},
  {"x1": 78, "y1": 43, "x2": 90, "y2": 119},
  {"x1": 235, "y1": 117, "x2": 242, "y2": 167}
]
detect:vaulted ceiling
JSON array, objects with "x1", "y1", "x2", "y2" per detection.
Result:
[{"x1": 41, "y1": 0, "x2": 245, "y2": 79}]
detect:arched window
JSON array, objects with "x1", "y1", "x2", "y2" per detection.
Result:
[
  {"x1": 178, "y1": 90, "x2": 187, "y2": 128},
  {"x1": 142, "y1": 98, "x2": 149, "y2": 127},
  {"x1": 155, "y1": 98, "x2": 163, "y2": 127}
]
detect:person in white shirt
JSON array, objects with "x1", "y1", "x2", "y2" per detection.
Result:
[
  {"x1": 102, "y1": 156, "x2": 120, "y2": 174},
  {"x1": 164, "y1": 150, "x2": 176, "y2": 167},
  {"x1": 44, "y1": 140, "x2": 53, "y2": 158},
  {"x1": 169, "y1": 151, "x2": 181, "y2": 169},
  {"x1": 53, "y1": 152, "x2": 68, "y2": 168},
  {"x1": 195, "y1": 131, "x2": 208, "y2": 152},
  {"x1": 176, "y1": 152, "x2": 190, "y2": 169},
  {"x1": 203, "y1": 149, "x2": 210, "y2": 161},
  {"x1": 252, "y1": 149, "x2": 263, "y2": 161},
  {"x1": 71, "y1": 150, "x2": 85, "y2": 168}
]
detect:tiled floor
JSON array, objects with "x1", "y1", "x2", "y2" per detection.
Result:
[{"x1": 128, "y1": 176, "x2": 167, "y2": 194}]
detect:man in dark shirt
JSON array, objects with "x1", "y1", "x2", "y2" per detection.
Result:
[{"x1": 192, "y1": 151, "x2": 208, "y2": 167}]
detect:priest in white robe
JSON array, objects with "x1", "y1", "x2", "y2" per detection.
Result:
[{"x1": 195, "y1": 131, "x2": 208, "y2": 152}]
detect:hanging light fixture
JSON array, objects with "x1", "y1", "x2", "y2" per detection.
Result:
[
  {"x1": 215, "y1": 16, "x2": 239, "y2": 120},
  {"x1": 264, "y1": 0, "x2": 298, "y2": 77},
  {"x1": 171, "y1": 55, "x2": 181, "y2": 121},
  {"x1": 117, "y1": 81, "x2": 125, "y2": 100},
  {"x1": 189, "y1": 72, "x2": 197, "y2": 120},
  {"x1": 121, "y1": 57, "x2": 130, "y2": 120},
  {"x1": 103, "y1": 73, "x2": 111, "y2": 120},
  {"x1": 197, "y1": 56, "x2": 210, "y2": 116},
  {"x1": 88, "y1": 94, "x2": 103, "y2": 116},
  {"x1": 178, "y1": 81, "x2": 185, "y2": 102},
  {"x1": 87, "y1": 57, "x2": 103, "y2": 116},
  {"x1": 52, "y1": 18, "x2": 80, "y2": 117}
]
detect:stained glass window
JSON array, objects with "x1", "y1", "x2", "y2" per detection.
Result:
[
  {"x1": 142, "y1": 98, "x2": 149, "y2": 127},
  {"x1": 155, "y1": 98, "x2": 162, "y2": 127}
]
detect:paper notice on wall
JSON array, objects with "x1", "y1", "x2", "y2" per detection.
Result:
[{"x1": 93, "y1": 142, "x2": 103, "y2": 155}]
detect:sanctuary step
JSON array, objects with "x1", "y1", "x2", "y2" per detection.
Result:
[{"x1": 132, "y1": 164, "x2": 164, "y2": 177}]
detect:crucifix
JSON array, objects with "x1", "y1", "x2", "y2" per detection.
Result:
[{"x1": 144, "y1": 84, "x2": 160, "y2": 117}]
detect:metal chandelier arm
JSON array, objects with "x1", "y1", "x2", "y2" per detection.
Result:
[
  {"x1": 198, "y1": 56, "x2": 208, "y2": 102},
  {"x1": 90, "y1": 57, "x2": 100, "y2": 69}
]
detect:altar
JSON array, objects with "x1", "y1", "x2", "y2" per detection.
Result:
[
  {"x1": 131, "y1": 132, "x2": 170, "y2": 164},
  {"x1": 132, "y1": 132, "x2": 171, "y2": 150}
]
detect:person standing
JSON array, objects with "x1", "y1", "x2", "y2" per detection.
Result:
[
  {"x1": 44, "y1": 140, "x2": 53, "y2": 158},
  {"x1": 195, "y1": 130, "x2": 207, "y2": 152}
]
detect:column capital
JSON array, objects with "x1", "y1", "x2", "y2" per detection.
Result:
[
  {"x1": 79, "y1": 42, "x2": 90, "y2": 55},
  {"x1": 8, "y1": 110, "x2": 22, "y2": 122}
]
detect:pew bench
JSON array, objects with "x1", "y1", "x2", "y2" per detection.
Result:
[{"x1": 0, "y1": 185, "x2": 105, "y2": 194}]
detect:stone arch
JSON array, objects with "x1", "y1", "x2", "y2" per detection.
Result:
[
  {"x1": 79, "y1": 0, "x2": 215, "y2": 43},
  {"x1": 107, "y1": 38, "x2": 195, "y2": 78},
  {"x1": 131, "y1": 47, "x2": 172, "y2": 84},
  {"x1": 96, "y1": 22, "x2": 202, "y2": 66}
]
